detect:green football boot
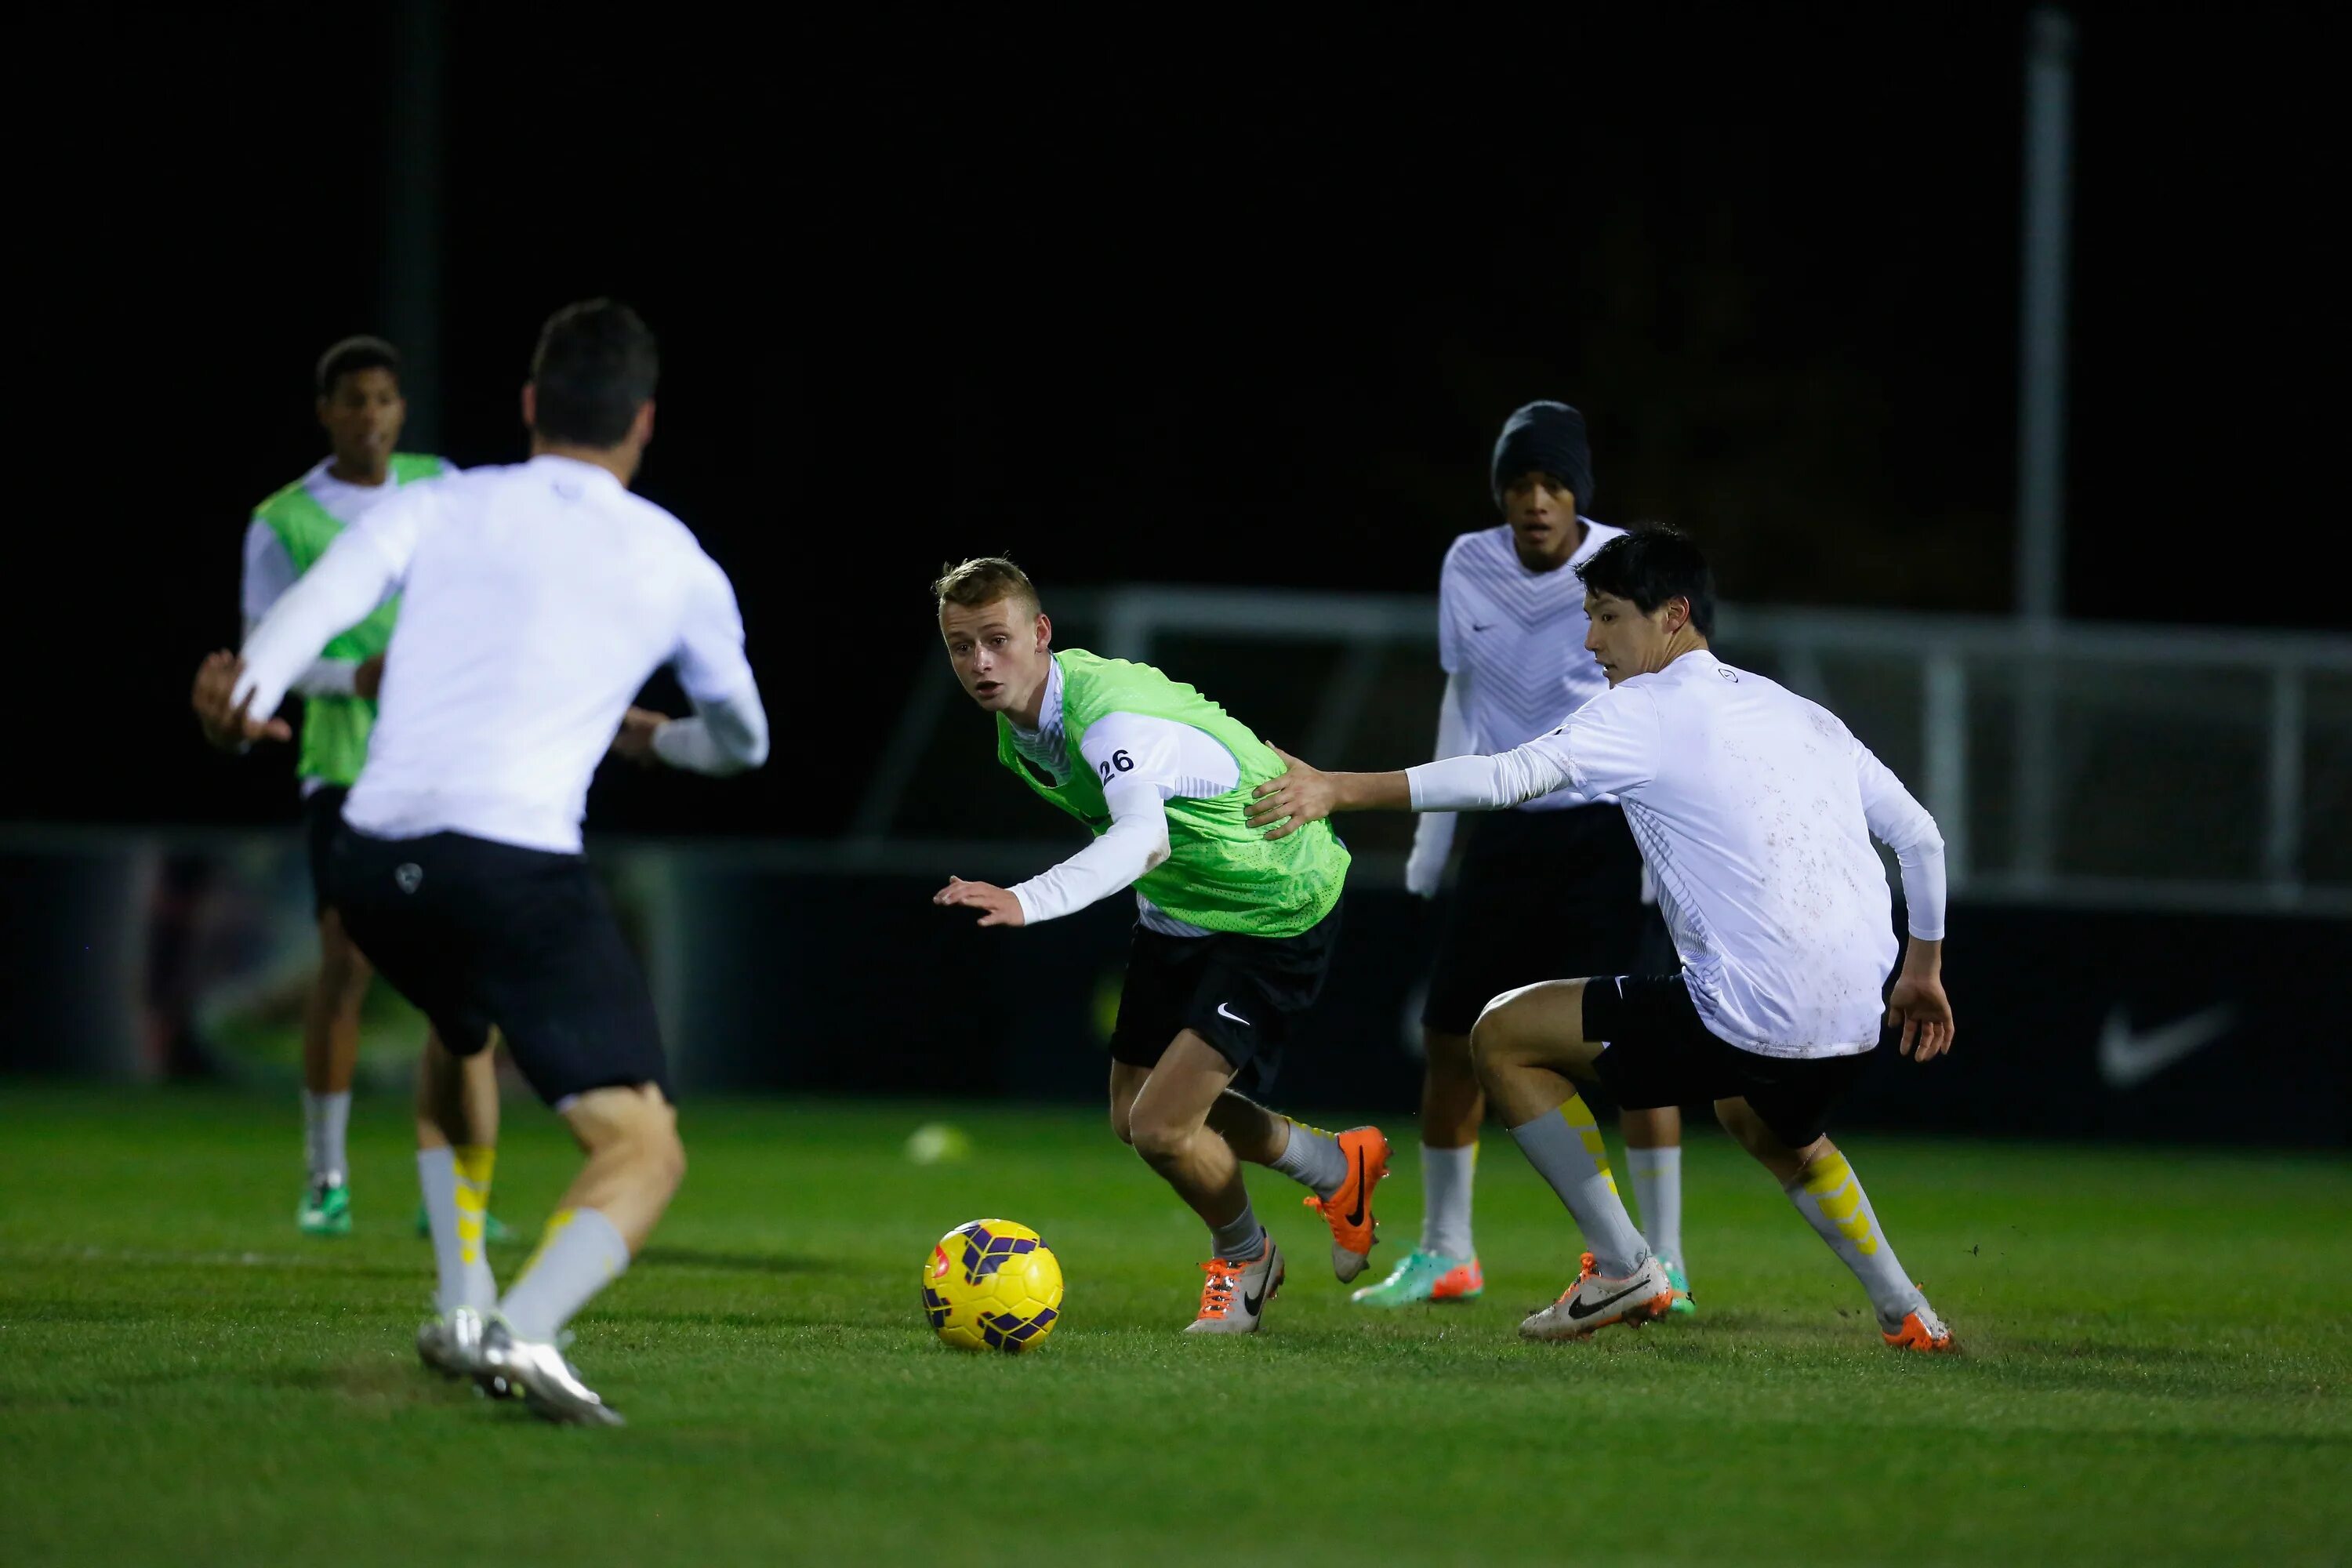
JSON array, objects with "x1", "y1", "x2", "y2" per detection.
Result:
[
  {"x1": 297, "y1": 1178, "x2": 352, "y2": 1237},
  {"x1": 1348, "y1": 1247, "x2": 1484, "y2": 1306},
  {"x1": 1661, "y1": 1256, "x2": 1697, "y2": 1317},
  {"x1": 414, "y1": 1203, "x2": 513, "y2": 1243}
]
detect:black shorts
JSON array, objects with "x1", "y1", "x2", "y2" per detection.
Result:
[
  {"x1": 1632, "y1": 900, "x2": 1679, "y2": 975},
  {"x1": 1421, "y1": 804, "x2": 1644, "y2": 1036},
  {"x1": 1583, "y1": 973, "x2": 1869, "y2": 1149},
  {"x1": 303, "y1": 785, "x2": 351, "y2": 918},
  {"x1": 327, "y1": 826, "x2": 668, "y2": 1106},
  {"x1": 1109, "y1": 902, "x2": 1341, "y2": 1093}
]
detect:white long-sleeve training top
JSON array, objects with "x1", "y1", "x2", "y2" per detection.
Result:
[
  {"x1": 1406, "y1": 648, "x2": 1946, "y2": 1058},
  {"x1": 236, "y1": 455, "x2": 768, "y2": 854},
  {"x1": 1002, "y1": 658, "x2": 1241, "y2": 932}
]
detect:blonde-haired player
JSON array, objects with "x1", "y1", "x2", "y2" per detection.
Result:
[{"x1": 931, "y1": 557, "x2": 1388, "y2": 1334}]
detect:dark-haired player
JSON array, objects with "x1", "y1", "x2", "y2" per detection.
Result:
[
  {"x1": 240, "y1": 336, "x2": 488, "y2": 1238},
  {"x1": 1356, "y1": 400, "x2": 1695, "y2": 1316},
  {"x1": 1250, "y1": 527, "x2": 1959, "y2": 1352},
  {"x1": 931, "y1": 556, "x2": 1389, "y2": 1336},
  {"x1": 198, "y1": 300, "x2": 770, "y2": 1422}
]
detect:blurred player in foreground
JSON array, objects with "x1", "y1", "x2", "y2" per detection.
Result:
[
  {"x1": 196, "y1": 300, "x2": 769, "y2": 1422},
  {"x1": 1249, "y1": 528, "x2": 1959, "y2": 1351},
  {"x1": 240, "y1": 336, "x2": 495, "y2": 1237},
  {"x1": 1362, "y1": 399, "x2": 1696, "y2": 1316},
  {"x1": 931, "y1": 557, "x2": 1388, "y2": 1334}
]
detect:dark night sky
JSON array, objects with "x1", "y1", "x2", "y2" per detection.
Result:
[{"x1": 16, "y1": 5, "x2": 2339, "y2": 831}]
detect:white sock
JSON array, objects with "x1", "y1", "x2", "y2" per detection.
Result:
[
  {"x1": 1419, "y1": 1142, "x2": 1476, "y2": 1261},
  {"x1": 1209, "y1": 1195, "x2": 1265, "y2": 1262},
  {"x1": 1505, "y1": 1099, "x2": 1650, "y2": 1278},
  {"x1": 1626, "y1": 1145, "x2": 1683, "y2": 1269},
  {"x1": 1265, "y1": 1118, "x2": 1348, "y2": 1199},
  {"x1": 416, "y1": 1149, "x2": 481, "y2": 1314},
  {"x1": 499, "y1": 1207, "x2": 631, "y2": 1343},
  {"x1": 303, "y1": 1090, "x2": 350, "y2": 1185},
  {"x1": 1785, "y1": 1149, "x2": 1925, "y2": 1328}
]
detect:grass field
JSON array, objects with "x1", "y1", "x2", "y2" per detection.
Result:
[{"x1": 2, "y1": 1087, "x2": 2347, "y2": 1566}]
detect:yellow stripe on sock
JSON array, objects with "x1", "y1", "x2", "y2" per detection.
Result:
[
  {"x1": 1802, "y1": 1154, "x2": 1880, "y2": 1255},
  {"x1": 452, "y1": 1146, "x2": 498, "y2": 1265},
  {"x1": 1801, "y1": 1152, "x2": 1854, "y2": 1196},
  {"x1": 454, "y1": 1145, "x2": 497, "y2": 1188},
  {"x1": 1561, "y1": 1098, "x2": 1620, "y2": 1195}
]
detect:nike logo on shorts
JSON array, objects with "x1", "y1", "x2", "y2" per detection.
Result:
[{"x1": 1216, "y1": 1002, "x2": 1252, "y2": 1027}]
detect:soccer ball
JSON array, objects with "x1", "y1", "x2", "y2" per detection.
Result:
[{"x1": 921, "y1": 1218, "x2": 1065, "y2": 1353}]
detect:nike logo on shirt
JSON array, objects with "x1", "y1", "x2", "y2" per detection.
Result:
[{"x1": 1216, "y1": 1002, "x2": 1252, "y2": 1027}]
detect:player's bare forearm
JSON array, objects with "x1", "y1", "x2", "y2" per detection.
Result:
[{"x1": 1900, "y1": 936, "x2": 1943, "y2": 979}]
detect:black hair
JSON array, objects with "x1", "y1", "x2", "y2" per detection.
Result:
[
  {"x1": 529, "y1": 299, "x2": 659, "y2": 448},
  {"x1": 1573, "y1": 525, "x2": 1717, "y2": 637},
  {"x1": 315, "y1": 336, "x2": 401, "y2": 397}
]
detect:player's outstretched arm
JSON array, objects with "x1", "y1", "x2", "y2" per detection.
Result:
[
  {"x1": 1249, "y1": 738, "x2": 1573, "y2": 840},
  {"x1": 1246, "y1": 750, "x2": 1413, "y2": 840}
]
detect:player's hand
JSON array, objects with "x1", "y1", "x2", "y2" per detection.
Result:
[
  {"x1": 1247, "y1": 746, "x2": 1335, "y2": 840},
  {"x1": 611, "y1": 706, "x2": 669, "y2": 767},
  {"x1": 1887, "y1": 973, "x2": 1955, "y2": 1062},
  {"x1": 933, "y1": 876, "x2": 1025, "y2": 928},
  {"x1": 354, "y1": 654, "x2": 386, "y2": 701},
  {"x1": 192, "y1": 651, "x2": 292, "y2": 752}
]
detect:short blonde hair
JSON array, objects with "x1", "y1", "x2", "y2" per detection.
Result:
[{"x1": 932, "y1": 556, "x2": 1041, "y2": 616}]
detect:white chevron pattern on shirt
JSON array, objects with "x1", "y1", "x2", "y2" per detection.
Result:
[{"x1": 1438, "y1": 521, "x2": 1624, "y2": 811}]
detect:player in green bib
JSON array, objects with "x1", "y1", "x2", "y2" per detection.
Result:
[
  {"x1": 239, "y1": 336, "x2": 500, "y2": 1246},
  {"x1": 931, "y1": 557, "x2": 1392, "y2": 1334}
]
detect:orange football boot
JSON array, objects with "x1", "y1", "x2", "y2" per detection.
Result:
[{"x1": 1301, "y1": 1126, "x2": 1391, "y2": 1283}]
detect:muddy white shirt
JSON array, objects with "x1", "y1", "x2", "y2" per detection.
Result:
[
  {"x1": 1406, "y1": 649, "x2": 1946, "y2": 1058},
  {"x1": 1006, "y1": 659, "x2": 1240, "y2": 934},
  {"x1": 235, "y1": 455, "x2": 765, "y2": 853}
]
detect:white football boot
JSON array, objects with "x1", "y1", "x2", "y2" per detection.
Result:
[
  {"x1": 416, "y1": 1305, "x2": 488, "y2": 1381},
  {"x1": 1184, "y1": 1236, "x2": 1286, "y2": 1335},
  {"x1": 477, "y1": 1319, "x2": 624, "y2": 1426},
  {"x1": 1518, "y1": 1252, "x2": 1677, "y2": 1341}
]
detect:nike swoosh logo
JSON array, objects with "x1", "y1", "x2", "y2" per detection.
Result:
[
  {"x1": 1243, "y1": 1278, "x2": 1268, "y2": 1316},
  {"x1": 2097, "y1": 1003, "x2": 2237, "y2": 1090},
  {"x1": 1471, "y1": 622, "x2": 1495, "y2": 632},
  {"x1": 1216, "y1": 1002, "x2": 1251, "y2": 1027},
  {"x1": 1565, "y1": 1276, "x2": 1653, "y2": 1321},
  {"x1": 1344, "y1": 1145, "x2": 1367, "y2": 1227}
]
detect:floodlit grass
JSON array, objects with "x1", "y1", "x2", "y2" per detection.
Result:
[{"x1": 2, "y1": 1087, "x2": 2347, "y2": 1565}]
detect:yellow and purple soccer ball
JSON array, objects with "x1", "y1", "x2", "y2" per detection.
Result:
[{"x1": 921, "y1": 1218, "x2": 1065, "y2": 1353}]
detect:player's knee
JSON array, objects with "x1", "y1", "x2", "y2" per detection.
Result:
[
  {"x1": 1126, "y1": 1114, "x2": 1191, "y2": 1167},
  {"x1": 1109, "y1": 1105, "x2": 1135, "y2": 1145},
  {"x1": 629, "y1": 1101, "x2": 687, "y2": 1189},
  {"x1": 1467, "y1": 999, "x2": 1528, "y2": 1084}
]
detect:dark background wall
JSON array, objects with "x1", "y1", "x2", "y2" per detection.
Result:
[{"x1": 16, "y1": 5, "x2": 2340, "y2": 836}]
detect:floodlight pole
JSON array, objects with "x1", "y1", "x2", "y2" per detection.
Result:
[
  {"x1": 383, "y1": 0, "x2": 446, "y2": 452},
  {"x1": 2013, "y1": 7, "x2": 2075, "y2": 883}
]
